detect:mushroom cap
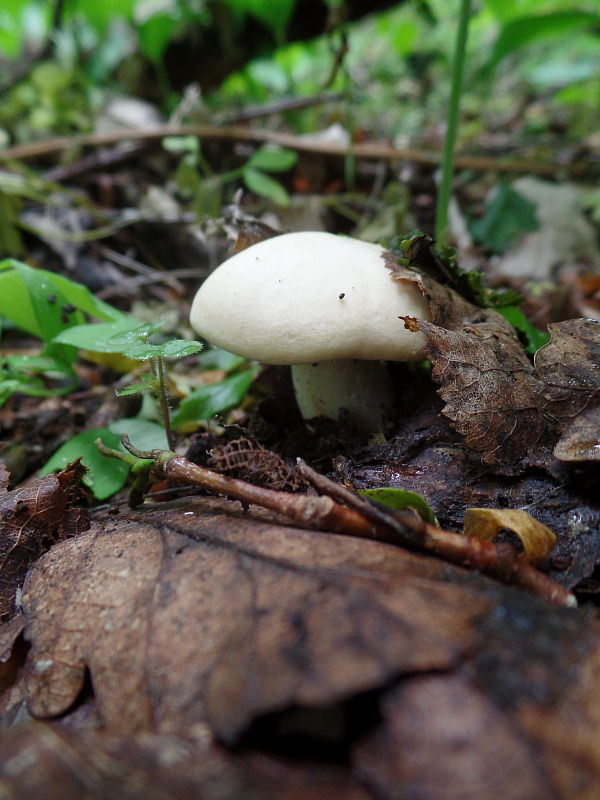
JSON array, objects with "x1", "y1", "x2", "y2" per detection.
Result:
[{"x1": 189, "y1": 231, "x2": 430, "y2": 364}]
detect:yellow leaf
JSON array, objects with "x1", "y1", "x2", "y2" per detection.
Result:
[
  {"x1": 81, "y1": 350, "x2": 139, "y2": 373},
  {"x1": 463, "y1": 508, "x2": 556, "y2": 564}
]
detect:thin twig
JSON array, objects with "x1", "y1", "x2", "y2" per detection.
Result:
[
  {"x1": 162, "y1": 456, "x2": 380, "y2": 540},
  {"x1": 110, "y1": 442, "x2": 577, "y2": 607},
  {"x1": 216, "y1": 92, "x2": 344, "y2": 123},
  {"x1": 40, "y1": 96, "x2": 344, "y2": 182},
  {"x1": 2, "y1": 124, "x2": 591, "y2": 177},
  {"x1": 43, "y1": 142, "x2": 147, "y2": 182},
  {"x1": 99, "y1": 246, "x2": 186, "y2": 292},
  {"x1": 296, "y1": 460, "x2": 576, "y2": 607}
]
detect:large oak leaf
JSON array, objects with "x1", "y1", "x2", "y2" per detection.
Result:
[
  {"x1": 10, "y1": 498, "x2": 600, "y2": 799},
  {"x1": 21, "y1": 498, "x2": 483, "y2": 739},
  {"x1": 356, "y1": 591, "x2": 600, "y2": 799}
]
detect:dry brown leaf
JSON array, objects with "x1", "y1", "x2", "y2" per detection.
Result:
[
  {"x1": 2, "y1": 498, "x2": 599, "y2": 798},
  {"x1": 463, "y1": 507, "x2": 557, "y2": 564},
  {"x1": 0, "y1": 464, "x2": 89, "y2": 622},
  {"x1": 21, "y1": 498, "x2": 484, "y2": 739},
  {"x1": 535, "y1": 319, "x2": 600, "y2": 461},
  {"x1": 334, "y1": 406, "x2": 599, "y2": 590},
  {"x1": 0, "y1": 723, "x2": 372, "y2": 800},
  {"x1": 387, "y1": 258, "x2": 549, "y2": 473},
  {"x1": 414, "y1": 318, "x2": 546, "y2": 472},
  {"x1": 0, "y1": 462, "x2": 9, "y2": 492},
  {"x1": 355, "y1": 588, "x2": 600, "y2": 800},
  {"x1": 0, "y1": 613, "x2": 27, "y2": 724},
  {"x1": 356, "y1": 649, "x2": 600, "y2": 800}
]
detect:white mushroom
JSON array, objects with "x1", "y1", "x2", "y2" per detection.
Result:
[{"x1": 189, "y1": 231, "x2": 431, "y2": 433}]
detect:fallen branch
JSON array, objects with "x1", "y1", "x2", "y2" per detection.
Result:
[
  {"x1": 2, "y1": 123, "x2": 591, "y2": 177},
  {"x1": 296, "y1": 460, "x2": 576, "y2": 608},
  {"x1": 153, "y1": 450, "x2": 575, "y2": 607},
  {"x1": 162, "y1": 455, "x2": 379, "y2": 540},
  {"x1": 98, "y1": 438, "x2": 575, "y2": 607}
]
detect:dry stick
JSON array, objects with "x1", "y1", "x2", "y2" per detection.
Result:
[
  {"x1": 42, "y1": 95, "x2": 344, "y2": 181},
  {"x1": 99, "y1": 246, "x2": 186, "y2": 293},
  {"x1": 296, "y1": 460, "x2": 576, "y2": 608},
  {"x1": 217, "y1": 92, "x2": 344, "y2": 123},
  {"x1": 43, "y1": 142, "x2": 148, "y2": 182},
  {"x1": 160, "y1": 454, "x2": 575, "y2": 606},
  {"x1": 2, "y1": 124, "x2": 588, "y2": 177},
  {"x1": 162, "y1": 456, "x2": 379, "y2": 540}
]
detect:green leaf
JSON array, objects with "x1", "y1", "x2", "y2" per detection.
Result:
[
  {"x1": 138, "y1": 12, "x2": 178, "y2": 62},
  {"x1": 120, "y1": 339, "x2": 203, "y2": 360},
  {"x1": 0, "y1": 353, "x2": 77, "y2": 402},
  {"x1": 73, "y1": 0, "x2": 136, "y2": 33},
  {"x1": 162, "y1": 135, "x2": 199, "y2": 154},
  {"x1": 116, "y1": 343, "x2": 165, "y2": 360},
  {"x1": 484, "y1": 11, "x2": 600, "y2": 73},
  {"x1": 197, "y1": 347, "x2": 247, "y2": 372},
  {"x1": 242, "y1": 167, "x2": 290, "y2": 205},
  {"x1": 497, "y1": 306, "x2": 550, "y2": 354},
  {"x1": 247, "y1": 147, "x2": 298, "y2": 172},
  {"x1": 0, "y1": 1, "x2": 49, "y2": 58},
  {"x1": 53, "y1": 319, "x2": 163, "y2": 352},
  {"x1": 0, "y1": 259, "x2": 125, "y2": 343},
  {"x1": 115, "y1": 383, "x2": 147, "y2": 397},
  {"x1": 108, "y1": 418, "x2": 169, "y2": 451},
  {"x1": 469, "y1": 182, "x2": 539, "y2": 255},
  {"x1": 172, "y1": 368, "x2": 258, "y2": 429},
  {"x1": 0, "y1": 268, "x2": 42, "y2": 337},
  {"x1": 358, "y1": 487, "x2": 438, "y2": 525},
  {"x1": 223, "y1": 0, "x2": 296, "y2": 42},
  {"x1": 0, "y1": 379, "x2": 21, "y2": 406},
  {"x1": 40, "y1": 427, "x2": 130, "y2": 500},
  {"x1": 154, "y1": 339, "x2": 203, "y2": 359}
]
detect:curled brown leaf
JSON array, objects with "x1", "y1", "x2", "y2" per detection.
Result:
[
  {"x1": 463, "y1": 508, "x2": 556, "y2": 564},
  {"x1": 0, "y1": 464, "x2": 89, "y2": 622}
]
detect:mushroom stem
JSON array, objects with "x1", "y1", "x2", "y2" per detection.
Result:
[{"x1": 291, "y1": 360, "x2": 394, "y2": 433}]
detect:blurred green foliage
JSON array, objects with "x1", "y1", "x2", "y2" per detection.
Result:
[
  {"x1": 162, "y1": 136, "x2": 298, "y2": 210},
  {"x1": 469, "y1": 181, "x2": 539, "y2": 255},
  {"x1": 0, "y1": 0, "x2": 598, "y2": 145}
]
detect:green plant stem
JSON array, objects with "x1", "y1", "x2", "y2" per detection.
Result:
[
  {"x1": 434, "y1": 0, "x2": 472, "y2": 247},
  {"x1": 153, "y1": 356, "x2": 175, "y2": 451}
]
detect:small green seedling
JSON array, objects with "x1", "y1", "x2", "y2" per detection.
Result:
[
  {"x1": 0, "y1": 257, "x2": 125, "y2": 403},
  {"x1": 162, "y1": 137, "x2": 298, "y2": 213},
  {"x1": 54, "y1": 317, "x2": 203, "y2": 450},
  {"x1": 0, "y1": 258, "x2": 258, "y2": 499}
]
